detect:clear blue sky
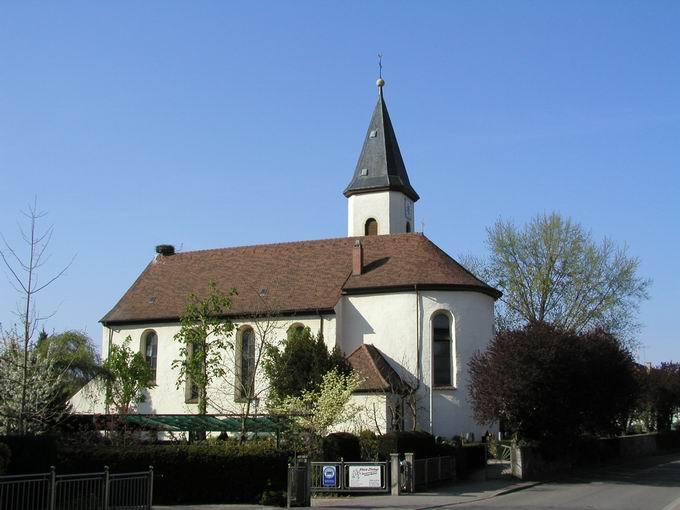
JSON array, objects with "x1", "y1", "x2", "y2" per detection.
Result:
[{"x1": 1, "y1": 2, "x2": 678, "y2": 364}]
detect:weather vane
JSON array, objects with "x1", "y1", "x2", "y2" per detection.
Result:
[{"x1": 378, "y1": 53, "x2": 383, "y2": 79}]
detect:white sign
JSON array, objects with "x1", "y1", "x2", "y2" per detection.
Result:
[{"x1": 348, "y1": 465, "x2": 382, "y2": 488}]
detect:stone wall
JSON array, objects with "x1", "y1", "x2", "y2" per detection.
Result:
[{"x1": 512, "y1": 431, "x2": 680, "y2": 480}]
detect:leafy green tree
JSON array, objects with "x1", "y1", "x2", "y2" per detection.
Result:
[
  {"x1": 102, "y1": 336, "x2": 154, "y2": 414},
  {"x1": 465, "y1": 212, "x2": 650, "y2": 345},
  {"x1": 468, "y1": 322, "x2": 639, "y2": 446},
  {"x1": 36, "y1": 330, "x2": 100, "y2": 399},
  {"x1": 172, "y1": 282, "x2": 236, "y2": 415},
  {"x1": 637, "y1": 362, "x2": 680, "y2": 431},
  {"x1": 263, "y1": 326, "x2": 351, "y2": 401},
  {"x1": 274, "y1": 368, "x2": 361, "y2": 456}
]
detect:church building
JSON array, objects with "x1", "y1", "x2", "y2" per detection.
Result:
[{"x1": 71, "y1": 78, "x2": 501, "y2": 438}]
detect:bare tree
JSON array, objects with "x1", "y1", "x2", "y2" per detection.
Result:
[
  {"x1": 210, "y1": 290, "x2": 284, "y2": 441},
  {"x1": 0, "y1": 199, "x2": 74, "y2": 434}
]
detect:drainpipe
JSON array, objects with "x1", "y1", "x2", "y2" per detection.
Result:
[
  {"x1": 414, "y1": 285, "x2": 423, "y2": 431},
  {"x1": 106, "y1": 326, "x2": 113, "y2": 357},
  {"x1": 318, "y1": 310, "x2": 324, "y2": 340},
  {"x1": 105, "y1": 326, "x2": 114, "y2": 416}
]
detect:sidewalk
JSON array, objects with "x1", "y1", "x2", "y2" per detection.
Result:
[
  {"x1": 311, "y1": 475, "x2": 539, "y2": 510},
  {"x1": 153, "y1": 474, "x2": 539, "y2": 510}
]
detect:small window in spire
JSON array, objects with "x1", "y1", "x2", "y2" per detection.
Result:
[
  {"x1": 369, "y1": 130, "x2": 378, "y2": 138},
  {"x1": 360, "y1": 168, "x2": 368, "y2": 176}
]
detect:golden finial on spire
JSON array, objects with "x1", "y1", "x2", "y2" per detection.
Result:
[{"x1": 376, "y1": 53, "x2": 385, "y2": 89}]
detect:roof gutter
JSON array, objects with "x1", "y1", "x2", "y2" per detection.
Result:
[
  {"x1": 101, "y1": 307, "x2": 337, "y2": 328},
  {"x1": 343, "y1": 283, "x2": 502, "y2": 300}
]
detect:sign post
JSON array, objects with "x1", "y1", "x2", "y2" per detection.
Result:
[{"x1": 322, "y1": 465, "x2": 337, "y2": 488}]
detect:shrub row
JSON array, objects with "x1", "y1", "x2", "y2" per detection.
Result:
[
  {"x1": 323, "y1": 431, "x2": 440, "y2": 461},
  {"x1": 322, "y1": 432, "x2": 361, "y2": 461},
  {"x1": 56, "y1": 441, "x2": 289, "y2": 505},
  {"x1": 0, "y1": 443, "x2": 10, "y2": 475},
  {"x1": 0, "y1": 435, "x2": 59, "y2": 474},
  {"x1": 322, "y1": 431, "x2": 487, "y2": 479}
]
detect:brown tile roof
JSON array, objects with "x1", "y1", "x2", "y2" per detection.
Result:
[
  {"x1": 347, "y1": 344, "x2": 410, "y2": 393},
  {"x1": 101, "y1": 233, "x2": 500, "y2": 325}
]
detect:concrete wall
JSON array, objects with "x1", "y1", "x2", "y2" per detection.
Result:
[
  {"x1": 347, "y1": 191, "x2": 414, "y2": 236},
  {"x1": 512, "y1": 432, "x2": 679, "y2": 480}
]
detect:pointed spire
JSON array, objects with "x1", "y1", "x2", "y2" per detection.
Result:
[{"x1": 343, "y1": 79, "x2": 419, "y2": 202}]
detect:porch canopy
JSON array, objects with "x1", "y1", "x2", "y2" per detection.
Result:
[
  {"x1": 124, "y1": 414, "x2": 287, "y2": 433},
  {"x1": 66, "y1": 414, "x2": 290, "y2": 433}
]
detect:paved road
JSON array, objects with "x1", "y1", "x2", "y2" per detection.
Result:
[
  {"x1": 155, "y1": 453, "x2": 680, "y2": 510},
  {"x1": 448, "y1": 453, "x2": 680, "y2": 510}
]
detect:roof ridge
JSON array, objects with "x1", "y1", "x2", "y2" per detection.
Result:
[{"x1": 168, "y1": 232, "x2": 426, "y2": 257}]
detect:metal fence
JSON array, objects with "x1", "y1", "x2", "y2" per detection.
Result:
[
  {"x1": 310, "y1": 459, "x2": 389, "y2": 493},
  {"x1": 0, "y1": 466, "x2": 153, "y2": 510},
  {"x1": 412, "y1": 456, "x2": 454, "y2": 488}
]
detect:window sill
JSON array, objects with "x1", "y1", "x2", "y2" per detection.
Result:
[{"x1": 433, "y1": 386, "x2": 457, "y2": 391}]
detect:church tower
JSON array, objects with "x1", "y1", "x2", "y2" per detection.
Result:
[{"x1": 344, "y1": 78, "x2": 419, "y2": 236}]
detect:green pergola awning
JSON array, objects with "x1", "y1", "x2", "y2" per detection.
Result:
[{"x1": 124, "y1": 414, "x2": 287, "y2": 433}]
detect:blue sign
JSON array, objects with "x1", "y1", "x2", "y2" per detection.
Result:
[{"x1": 322, "y1": 465, "x2": 337, "y2": 487}]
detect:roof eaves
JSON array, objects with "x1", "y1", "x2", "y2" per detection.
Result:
[
  {"x1": 342, "y1": 283, "x2": 502, "y2": 300},
  {"x1": 101, "y1": 307, "x2": 337, "y2": 327}
]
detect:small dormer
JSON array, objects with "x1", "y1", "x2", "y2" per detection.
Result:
[{"x1": 344, "y1": 78, "x2": 419, "y2": 237}]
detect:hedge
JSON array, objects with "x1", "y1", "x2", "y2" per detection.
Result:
[
  {"x1": 0, "y1": 443, "x2": 10, "y2": 475},
  {"x1": 377, "y1": 431, "x2": 438, "y2": 460},
  {"x1": 0, "y1": 435, "x2": 59, "y2": 474},
  {"x1": 322, "y1": 432, "x2": 361, "y2": 461},
  {"x1": 56, "y1": 441, "x2": 290, "y2": 505}
]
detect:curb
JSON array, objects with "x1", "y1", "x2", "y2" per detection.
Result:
[
  {"x1": 494, "y1": 480, "x2": 543, "y2": 496},
  {"x1": 414, "y1": 480, "x2": 543, "y2": 510}
]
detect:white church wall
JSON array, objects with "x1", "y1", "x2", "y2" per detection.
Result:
[
  {"x1": 347, "y1": 191, "x2": 414, "y2": 236},
  {"x1": 341, "y1": 292, "x2": 419, "y2": 378},
  {"x1": 340, "y1": 290, "x2": 496, "y2": 439},
  {"x1": 332, "y1": 393, "x2": 389, "y2": 435},
  {"x1": 420, "y1": 290, "x2": 496, "y2": 439},
  {"x1": 71, "y1": 314, "x2": 337, "y2": 415}
]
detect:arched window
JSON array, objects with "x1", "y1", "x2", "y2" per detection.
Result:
[
  {"x1": 143, "y1": 331, "x2": 158, "y2": 384},
  {"x1": 365, "y1": 218, "x2": 378, "y2": 236},
  {"x1": 432, "y1": 313, "x2": 452, "y2": 387},
  {"x1": 406, "y1": 221, "x2": 411, "y2": 233},
  {"x1": 236, "y1": 328, "x2": 255, "y2": 401},
  {"x1": 287, "y1": 323, "x2": 306, "y2": 339}
]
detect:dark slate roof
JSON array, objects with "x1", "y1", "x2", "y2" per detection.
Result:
[
  {"x1": 101, "y1": 233, "x2": 500, "y2": 325},
  {"x1": 343, "y1": 87, "x2": 419, "y2": 202},
  {"x1": 347, "y1": 344, "x2": 410, "y2": 393}
]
